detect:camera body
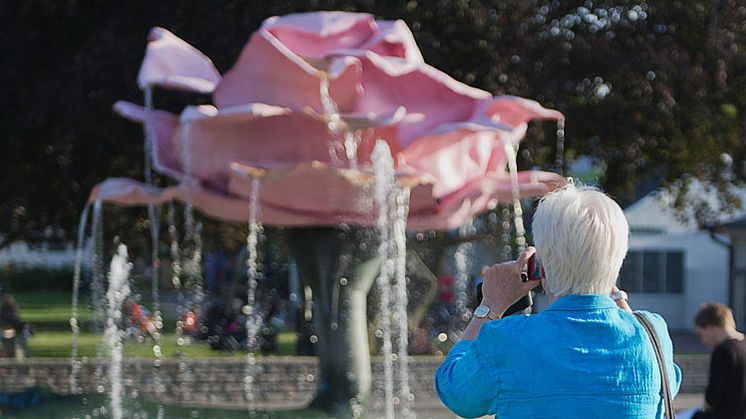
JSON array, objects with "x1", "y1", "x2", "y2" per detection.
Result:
[
  {"x1": 526, "y1": 254, "x2": 542, "y2": 282},
  {"x1": 475, "y1": 283, "x2": 532, "y2": 316}
]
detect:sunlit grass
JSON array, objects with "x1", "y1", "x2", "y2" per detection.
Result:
[
  {"x1": 13, "y1": 291, "x2": 298, "y2": 358},
  {"x1": 13, "y1": 291, "x2": 92, "y2": 331},
  {"x1": 26, "y1": 331, "x2": 298, "y2": 359}
]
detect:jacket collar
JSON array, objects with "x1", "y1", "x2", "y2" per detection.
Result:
[{"x1": 543, "y1": 294, "x2": 617, "y2": 312}]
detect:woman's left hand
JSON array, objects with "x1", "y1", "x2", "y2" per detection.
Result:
[
  {"x1": 611, "y1": 285, "x2": 633, "y2": 312},
  {"x1": 482, "y1": 247, "x2": 542, "y2": 316}
]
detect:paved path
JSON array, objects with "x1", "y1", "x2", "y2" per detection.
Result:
[{"x1": 368, "y1": 394, "x2": 706, "y2": 418}]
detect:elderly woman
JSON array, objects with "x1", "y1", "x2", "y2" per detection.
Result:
[{"x1": 435, "y1": 183, "x2": 681, "y2": 418}]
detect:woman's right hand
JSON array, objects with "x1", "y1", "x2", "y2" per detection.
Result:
[{"x1": 482, "y1": 247, "x2": 541, "y2": 316}]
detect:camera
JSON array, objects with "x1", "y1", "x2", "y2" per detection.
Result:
[{"x1": 526, "y1": 254, "x2": 542, "y2": 282}]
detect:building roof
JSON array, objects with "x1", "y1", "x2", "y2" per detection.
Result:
[
  {"x1": 624, "y1": 181, "x2": 746, "y2": 234},
  {"x1": 721, "y1": 215, "x2": 746, "y2": 231},
  {"x1": 624, "y1": 191, "x2": 695, "y2": 233}
]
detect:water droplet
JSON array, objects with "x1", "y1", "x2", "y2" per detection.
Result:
[{"x1": 594, "y1": 83, "x2": 611, "y2": 98}]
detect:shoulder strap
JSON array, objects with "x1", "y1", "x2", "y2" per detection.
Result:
[{"x1": 634, "y1": 311, "x2": 675, "y2": 419}]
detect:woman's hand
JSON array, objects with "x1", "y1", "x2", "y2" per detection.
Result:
[
  {"x1": 482, "y1": 247, "x2": 542, "y2": 316},
  {"x1": 611, "y1": 285, "x2": 633, "y2": 312}
]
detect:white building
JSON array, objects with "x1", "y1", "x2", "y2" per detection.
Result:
[
  {"x1": 0, "y1": 241, "x2": 81, "y2": 269},
  {"x1": 622, "y1": 187, "x2": 745, "y2": 331},
  {"x1": 721, "y1": 216, "x2": 746, "y2": 328}
]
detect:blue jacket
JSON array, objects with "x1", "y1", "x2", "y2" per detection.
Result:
[{"x1": 435, "y1": 294, "x2": 682, "y2": 418}]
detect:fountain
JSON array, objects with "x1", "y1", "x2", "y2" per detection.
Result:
[
  {"x1": 243, "y1": 176, "x2": 262, "y2": 411},
  {"x1": 75, "y1": 11, "x2": 566, "y2": 418},
  {"x1": 104, "y1": 244, "x2": 132, "y2": 419},
  {"x1": 454, "y1": 222, "x2": 475, "y2": 326}
]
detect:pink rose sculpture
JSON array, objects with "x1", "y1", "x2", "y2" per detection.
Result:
[{"x1": 93, "y1": 11, "x2": 564, "y2": 230}]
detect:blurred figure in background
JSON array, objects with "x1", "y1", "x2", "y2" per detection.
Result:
[
  {"x1": 122, "y1": 298, "x2": 158, "y2": 341},
  {"x1": 686, "y1": 302, "x2": 746, "y2": 419},
  {"x1": 0, "y1": 287, "x2": 29, "y2": 359}
]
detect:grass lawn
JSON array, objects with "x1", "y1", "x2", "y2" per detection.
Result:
[
  {"x1": 12, "y1": 291, "x2": 298, "y2": 358},
  {"x1": 13, "y1": 291, "x2": 92, "y2": 331}
]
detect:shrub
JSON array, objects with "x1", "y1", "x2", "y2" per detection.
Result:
[{"x1": 0, "y1": 266, "x2": 74, "y2": 292}]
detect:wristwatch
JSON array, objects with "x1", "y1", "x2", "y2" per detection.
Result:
[{"x1": 474, "y1": 304, "x2": 501, "y2": 320}]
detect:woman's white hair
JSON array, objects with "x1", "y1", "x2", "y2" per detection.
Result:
[{"x1": 532, "y1": 181, "x2": 629, "y2": 297}]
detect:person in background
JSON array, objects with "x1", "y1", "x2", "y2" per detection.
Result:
[
  {"x1": 689, "y1": 302, "x2": 746, "y2": 419},
  {"x1": 205, "y1": 250, "x2": 228, "y2": 295},
  {"x1": 122, "y1": 298, "x2": 157, "y2": 340},
  {"x1": 0, "y1": 288, "x2": 27, "y2": 358},
  {"x1": 437, "y1": 265, "x2": 455, "y2": 306},
  {"x1": 435, "y1": 182, "x2": 680, "y2": 418}
]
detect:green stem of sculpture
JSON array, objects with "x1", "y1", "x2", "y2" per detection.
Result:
[{"x1": 288, "y1": 227, "x2": 380, "y2": 418}]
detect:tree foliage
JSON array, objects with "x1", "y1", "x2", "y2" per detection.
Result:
[{"x1": 2, "y1": 0, "x2": 745, "y2": 245}]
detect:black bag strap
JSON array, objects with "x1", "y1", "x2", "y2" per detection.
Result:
[{"x1": 634, "y1": 311, "x2": 675, "y2": 419}]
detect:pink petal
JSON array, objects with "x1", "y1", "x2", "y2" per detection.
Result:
[
  {"x1": 356, "y1": 60, "x2": 490, "y2": 146},
  {"x1": 399, "y1": 130, "x2": 499, "y2": 198},
  {"x1": 214, "y1": 30, "x2": 361, "y2": 111},
  {"x1": 112, "y1": 101, "x2": 182, "y2": 179},
  {"x1": 261, "y1": 12, "x2": 377, "y2": 59},
  {"x1": 407, "y1": 170, "x2": 566, "y2": 230},
  {"x1": 156, "y1": 106, "x2": 402, "y2": 191},
  {"x1": 137, "y1": 27, "x2": 221, "y2": 93}
]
